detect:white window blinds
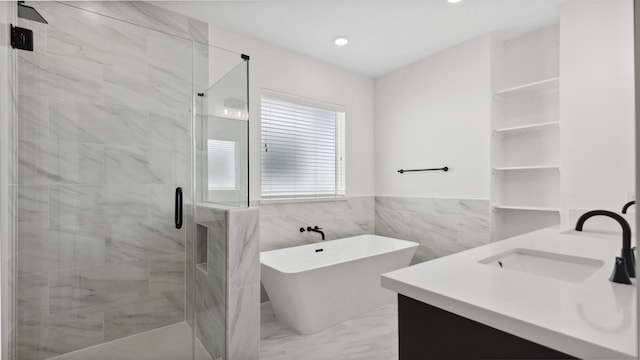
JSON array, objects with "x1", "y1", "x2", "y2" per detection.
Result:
[
  {"x1": 207, "y1": 139, "x2": 237, "y2": 190},
  {"x1": 261, "y1": 92, "x2": 345, "y2": 199}
]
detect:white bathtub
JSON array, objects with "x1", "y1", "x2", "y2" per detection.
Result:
[{"x1": 260, "y1": 234, "x2": 418, "y2": 334}]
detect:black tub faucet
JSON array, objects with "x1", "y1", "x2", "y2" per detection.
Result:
[
  {"x1": 306, "y1": 226, "x2": 325, "y2": 240},
  {"x1": 622, "y1": 200, "x2": 635, "y2": 214},
  {"x1": 575, "y1": 210, "x2": 635, "y2": 284}
]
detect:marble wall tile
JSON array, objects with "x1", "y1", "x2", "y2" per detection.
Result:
[
  {"x1": 195, "y1": 268, "x2": 225, "y2": 329},
  {"x1": 17, "y1": 94, "x2": 48, "y2": 141},
  {"x1": 196, "y1": 306, "x2": 225, "y2": 360},
  {"x1": 104, "y1": 291, "x2": 184, "y2": 342},
  {"x1": 228, "y1": 208, "x2": 260, "y2": 289},
  {"x1": 105, "y1": 220, "x2": 184, "y2": 264},
  {"x1": 206, "y1": 223, "x2": 227, "y2": 288},
  {"x1": 149, "y1": 63, "x2": 192, "y2": 111},
  {"x1": 104, "y1": 146, "x2": 172, "y2": 185},
  {"x1": 193, "y1": 209, "x2": 227, "y2": 359},
  {"x1": 49, "y1": 260, "x2": 150, "y2": 315},
  {"x1": 259, "y1": 196, "x2": 374, "y2": 252},
  {"x1": 149, "y1": 260, "x2": 184, "y2": 294},
  {"x1": 43, "y1": 4, "x2": 111, "y2": 66},
  {"x1": 100, "y1": 184, "x2": 148, "y2": 222},
  {"x1": 49, "y1": 185, "x2": 103, "y2": 228},
  {"x1": 17, "y1": 185, "x2": 48, "y2": 226},
  {"x1": 375, "y1": 196, "x2": 490, "y2": 263},
  {"x1": 49, "y1": 101, "x2": 149, "y2": 146},
  {"x1": 147, "y1": 33, "x2": 192, "y2": 76},
  {"x1": 17, "y1": 305, "x2": 104, "y2": 360},
  {"x1": 17, "y1": 274, "x2": 49, "y2": 321},
  {"x1": 228, "y1": 284, "x2": 260, "y2": 360},
  {"x1": 17, "y1": 139, "x2": 105, "y2": 185},
  {"x1": 66, "y1": 1, "x2": 191, "y2": 40},
  {"x1": 18, "y1": 224, "x2": 106, "y2": 276},
  {"x1": 188, "y1": 18, "x2": 209, "y2": 44},
  {"x1": 185, "y1": 213, "x2": 196, "y2": 329},
  {"x1": 148, "y1": 111, "x2": 188, "y2": 150},
  {"x1": 30, "y1": 52, "x2": 105, "y2": 104}
]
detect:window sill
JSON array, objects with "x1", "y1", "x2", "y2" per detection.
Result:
[{"x1": 259, "y1": 196, "x2": 347, "y2": 205}]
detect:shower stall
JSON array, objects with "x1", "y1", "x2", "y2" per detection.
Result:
[{"x1": 4, "y1": 2, "x2": 253, "y2": 359}]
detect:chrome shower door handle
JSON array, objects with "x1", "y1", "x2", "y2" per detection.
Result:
[{"x1": 175, "y1": 187, "x2": 183, "y2": 229}]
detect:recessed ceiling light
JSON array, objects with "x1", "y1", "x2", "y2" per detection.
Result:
[
  {"x1": 333, "y1": 36, "x2": 349, "y2": 46},
  {"x1": 448, "y1": 0, "x2": 462, "y2": 3}
]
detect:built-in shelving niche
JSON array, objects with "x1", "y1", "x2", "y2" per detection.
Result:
[
  {"x1": 490, "y1": 25, "x2": 561, "y2": 241},
  {"x1": 196, "y1": 223, "x2": 208, "y2": 274}
]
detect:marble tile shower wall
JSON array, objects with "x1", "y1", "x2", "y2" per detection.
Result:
[
  {"x1": 2, "y1": 2, "x2": 18, "y2": 359},
  {"x1": 14, "y1": 2, "x2": 207, "y2": 359},
  {"x1": 375, "y1": 197, "x2": 491, "y2": 263}
]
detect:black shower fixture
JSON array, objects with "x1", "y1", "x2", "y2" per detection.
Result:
[{"x1": 18, "y1": 1, "x2": 48, "y2": 24}]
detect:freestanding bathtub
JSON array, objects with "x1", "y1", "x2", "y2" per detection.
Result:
[{"x1": 260, "y1": 234, "x2": 418, "y2": 334}]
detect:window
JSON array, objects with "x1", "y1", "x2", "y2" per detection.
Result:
[
  {"x1": 207, "y1": 139, "x2": 237, "y2": 190},
  {"x1": 261, "y1": 91, "x2": 345, "y2": 199}
]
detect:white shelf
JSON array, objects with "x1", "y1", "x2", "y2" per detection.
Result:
[
  {"x1": 493, "y1": 121, "x2": 559, "y2": 136},
  {"x1": 493, "y1": 165, "x2": 560, "y2": 172},
  {"x1": 493, "y1": 205, "x2": 561, "y2": 212},
  {"x1": 493, "y1": 77, "x2": 559, "y2": 100}
]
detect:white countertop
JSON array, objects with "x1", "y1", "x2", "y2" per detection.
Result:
[{"x1": 381, "y1": 227, "x2": 638, "y2": 359}]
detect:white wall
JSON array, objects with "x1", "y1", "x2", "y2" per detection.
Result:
[
  {"x1": 560, "y1": 0, "x2": 635, "y2": 213},
  {"x1": 208, "y1": 25, "x2": 375, "y2": 201},
  {"x1": 374, "y1": 35, "x2": 492, "y2": 199}
]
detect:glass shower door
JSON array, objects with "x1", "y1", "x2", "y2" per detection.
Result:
[{"x1": 14, "y1": 2, "x2": 200, "y2": 359}]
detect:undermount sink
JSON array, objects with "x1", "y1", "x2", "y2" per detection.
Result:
[{"x1": 479, "y1": 248, "x2": 604, "y2": 283}]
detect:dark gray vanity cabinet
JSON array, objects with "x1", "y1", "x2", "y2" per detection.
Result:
[{"x1": 398, "y1": 295, "x2": 575, "y2": 359}]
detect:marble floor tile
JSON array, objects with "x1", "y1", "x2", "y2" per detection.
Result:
[
  {"x1": 47, "y1": 322, "x2": 212, "y2": 360},
  {"x1": 260, "y1": 301, "x2": 398, "y2": 360}
]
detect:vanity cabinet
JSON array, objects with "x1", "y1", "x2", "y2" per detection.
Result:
[{"x1": 397, "y1": 295, "x2": 574, "y2": 359}]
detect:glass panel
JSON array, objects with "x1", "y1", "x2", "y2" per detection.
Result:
[
  {"x1": 199, "y1": 57, "x2": 249, "y2": 207},
  {"x1": 190, "y1": 41, "x2": 249, "y2": 360},
  {"x1": 14, "y1": 2, "x2": 199, "y2": 359}
]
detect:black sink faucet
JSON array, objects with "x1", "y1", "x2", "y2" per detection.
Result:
[
  {"x1": 306, "y1": 226, "x2": 325, "y2": 240},
  {"x1": 622, "y1": 200, "x2": 635, "y2": 214},
  {"x1": 575, "y1": 210, "x2": 635, "y2": 283}
]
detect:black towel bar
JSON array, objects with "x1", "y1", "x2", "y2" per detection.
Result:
[{"x1": 397, "y1": 167, "x2": 448, "y2": 174}]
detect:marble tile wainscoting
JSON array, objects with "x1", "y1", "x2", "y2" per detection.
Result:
[
  {"x1": 375, "y1": 197, "x2": 491, "y2": 263},
  {"x1": 13, "y1": 2, "x2": 208, "y2": 359},
  {"x1": 259, "y1": 196, "x2": 375, "y2": 252}
]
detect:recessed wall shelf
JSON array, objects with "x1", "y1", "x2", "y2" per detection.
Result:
[
  {"x1": 493, "y1": 165, "x2": 560, "y2": 172},
  {"x1": 493, "y1": 205, "x2": 561, "y2": 212},
  {"x1": 493, "y1": 122, "x2": 559, "y2": 136},
  {"x1": 490, "y1": 29, "x2": 560, "y2": 241},
  {"x1": 493, "y1": 77, "x2": 559, "y2": 100}
]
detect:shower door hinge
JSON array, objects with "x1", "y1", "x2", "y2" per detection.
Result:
[{"x1": 10, "y1": 24, "x2": 34, "y2": 51}]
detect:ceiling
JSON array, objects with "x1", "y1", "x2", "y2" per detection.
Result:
[{"x1": 152, "y1": 0, "x2": 561, "y2": 78}]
